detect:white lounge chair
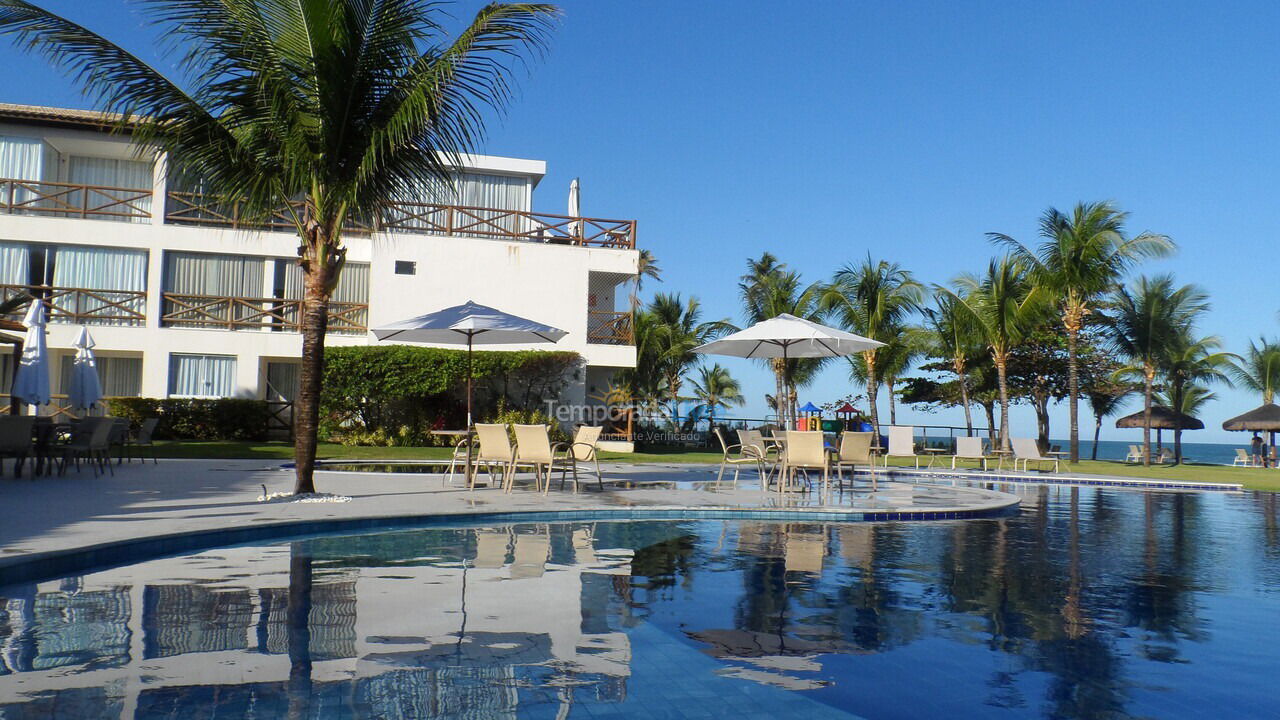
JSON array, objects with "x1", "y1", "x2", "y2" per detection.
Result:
[
  {"x1": 1233, "y1": 448, "x2": 1251, "y2": 467},
  {"x1": 1010, "y1": 437, "x2": 1060, "y2": 473},
  {"x1": 1154, "y1": 447, "x2": 1175, "y2": 464},
  {"x1": 1124, "y1": 444, "x2": 1143, "y2": 463},
  {"x1": 883, "y1": 426, "x2": 919, "y2": 468},
  {"x1": 833, "y1": 431, "x2": 877, "y2": 490},
  {"x1": 951, "y1": 436, "x2": 989, "y2": 471}
]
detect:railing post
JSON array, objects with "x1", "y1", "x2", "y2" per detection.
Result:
[{"x1": 445, "y1": 206, "x2": 454, "y2": 236}]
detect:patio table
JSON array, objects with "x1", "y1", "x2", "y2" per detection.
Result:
[
  {"x1": 922, "y1": 447, "x2": 948, "y2": 468},
  {"x1": 431, "y1": 429, "x2": 481, "y2": 486}
]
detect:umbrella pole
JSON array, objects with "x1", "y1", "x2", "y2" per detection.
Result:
[{"x1": 466, "y1": 335, "x2": 473, "y2": 428}]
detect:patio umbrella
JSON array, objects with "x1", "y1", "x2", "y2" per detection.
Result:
[
  {"x1": 568, "y1": 177, "x2": 581, "y2": 239},
  {"x1": 68, "y1": 327, "x2": 103, "y2": 411},
  {"x1": 372, "y1": 301, "x2": 567, "y2": 426},
  {"x1": 10, "y1": 300, "x2": 50, "y2": 407}
]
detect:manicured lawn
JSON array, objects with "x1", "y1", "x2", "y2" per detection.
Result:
[{"x1": 153, "y1": 441, "x2": 1280, "y2": 492}]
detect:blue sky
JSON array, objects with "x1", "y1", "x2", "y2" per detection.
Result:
[{"x1": 3, "y1": 1, "x2": 1277, "y2": 442}]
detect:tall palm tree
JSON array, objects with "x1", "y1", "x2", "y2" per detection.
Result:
[
  {"x1": 738, "y1": 253, "x2": 825, "y2": 427},
  {"x1": 822, "y1": 256, "x2": 923, "y2": 439},
  {"x1": 1086, "y1": 382, "x2": 1135, "y2": 460},
  {"x1": 1229, "y1": 338, "x2": 1280, "y2": 405},
  {"x1": 629, "y1": 249, "x2": 662, "y2": 310},
  {"x1": 849, "y1": 323, "x2": 925, "y2": 426},
  {"x1": 941, "y1": 255, "x2": 1049, "y2": 451},
  {"x1": 991, "y1": 201, "x2": 1173, "y2": 462},
  {"x1": 1108, "y1": 275, "x2": 1209, "y2": 466},
  {"x1": 0, "y1": 0, "x2": 558, "y2": 494},
  {"x1": 646, "y1": 293, "x2": 727, "y2": 423},
  {"x1": 1160, "y1": 333, "x2": 1233, "y2": 464},
  {"x1": 922, "y1": 293, "x2": 981, "y2": 433},
  {"x1": 688, "y1": 363, "x2": 744, "y2": 427}
]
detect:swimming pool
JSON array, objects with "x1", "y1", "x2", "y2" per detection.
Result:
[{"x1": 0, "y1": 485, "x2": 1276, "y2": 718}]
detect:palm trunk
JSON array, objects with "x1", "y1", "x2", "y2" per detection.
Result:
[
  {"x1": 1033, "y1": 391, "x2": 1050, "y2": 453},
  {"x1": 286, "y1": 545, "x2": 314, "y2": 720},
  {"x1": 773, "y1": 359, "x2": 785, "y2": 428},
  {"x1": 887, "y1": 378, "x2": 897, "y2": 425},
  {"x1": 865, "y1": 352, "x2": 881, "y2": 439},
  {"x1": 1142, "y1": 365, "x2": 1155, "y2": 467},
  {"x1": 994, "y1": 351, "x2": 1011, "y2": 451},
  {"x1": 956, "y1": 362, "x2": 973, "y2": 434},
  {"x1": 293, "y1": 263, "x2": 332, "y2": 495},
  {"x1": 1092, "y1": 413, "x2": 1102, "y2": 460},
  {"x1": 983, "y1": 401, "x2": 996, "y2": 447},
  {"x1": 1066, "y1": 325, "x2": 1081, "y2": 463},
  {"x1": 1174, "y1": 428, "x2": 1183, "y2": 466}
]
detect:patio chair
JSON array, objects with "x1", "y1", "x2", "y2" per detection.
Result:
[
  {"x1": 511, "y1": 424, "x2": 556, "y2": 494},
  {"x1": 106, "y1": 417, "x2": 130, "y2": 465},
  {"x1": 1233, "y1": 448, "x2": 1251, "y2": 467},
  {"x1": 1125, "y1": 445, "x2": 1143, "y2": 463},
  {"x1": 1010, "y1": 437, "x2": 1060, "y2": 473},
  {"x1": 128, "y1": 417, "x2": 160, "y2": 465},
  {"x1": 0, "y1": 416, "x2": 36, "y2": 478},
  {"x1": 443, "y1": 436, "x2": 473, "y2": 486},
  {"x1": 952, "y1": 436, "x2": 989, "y2": 471},
  {"x1": 832, "y1": 431, "x2": 877, "y2": 491},
  {"x1": 1154, "y1": 447, "x2": 1175, "y2": 464},
  {"x1": 714, "y1": 427, "x2": 767, "y2": 489},
  {"x1": 59, "y1": 417, "x2": 115, "y2": 477},
  {"x1": 781, "y1": 430, "x2": 829, "y2": 495},
  {"x1": 473, "y1": 423, "x2": 516, "y2": 491},
  {"x1": 552, "y1": 424, "x2": 605, "y2": 492},
  {"x1": 883, "y1": 426, "x2": 920, "y2": 468}
]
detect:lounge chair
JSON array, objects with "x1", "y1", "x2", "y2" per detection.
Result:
[
  {"x1": 1233, "y1": 448, "x2": 1251, "y2": 467},
  {"x1": 0, "y1": 416, "x2": 36, "y2": 477},
  {"x1": 1125, "y1": 445, "x2": 1143, "y2": 463},
  {"x1": 781, "y1": 430, "x2": 829, "y2": 494},
  {"x1": 883, "y1": 426, "x2": 919, "y2": 468},
  {"x1": 511, "y1": 424, "x2": 561, "y2": 495},
  {"x1": 832, "y1": 431, "x2": 877, "y2": 490},
  {"x1": 106, "y1": 417, "x2": 130, "y2": 465},
  {"x1": 554, "y1": 424, "x2": 605, "y2": 492},
  {"x1": 951, "y1": 436, "x2": 989, "y2": 471},
  {"x1": 472, "y1": 423, "x2": 516, "y2": 491},
  {"x1": 59, "y1": 417, "x2": 115, "y2": 476},
  {"x1": 714, "y1": 427, "x2": 767, "y2": 489},
  {"x1": 1154, "y1": 447, "x2": 1175, "y2": 464},
  {"x1": 1010, "y1": 437, "x2": 1060, "y2": 473}
]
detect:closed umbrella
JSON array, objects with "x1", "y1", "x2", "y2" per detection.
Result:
[
  {"x1": 11, "y1": 300, "x2": 50, "y2": 407},
  {"x1": 568, "y1": 177, "x2": 581, "y2": 239},
  {"x1": 68, "y1": 327, "x2": 103, "y2": 411},
  {"x1": 372, "y1": 300, "x2": 567, "y2": 426}
]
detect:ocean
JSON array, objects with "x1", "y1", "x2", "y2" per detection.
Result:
[{"x1": 1063, "y1": 439, "x2": 1251, "y2": 465}]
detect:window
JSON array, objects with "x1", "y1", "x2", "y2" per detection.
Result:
[
  {"x1": 67, "y1": 155, "x2": 154, "y2": 222},
  {"x1": 394, "y1": 261, "x2": 416, "y2": 275},
  {"x1": 59, "y1": 355, "x2": 142, "y2": 397},
  {"x1": 168, "y1": 354, "x2": 236, "y2": 398},
  {"x1": 163, "y1": 252, "x2": 266, "y2": 328},
  {"x1": 265, "y1": 361, "x2": 300, "y2": 402}
]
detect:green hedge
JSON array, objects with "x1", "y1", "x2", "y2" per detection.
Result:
[
  {"x1": 321, "y1": 345, "x2": 582, "y2": 445},
  {"x1": 106, "y1": 397, "x2": 271, "y2": 441}
]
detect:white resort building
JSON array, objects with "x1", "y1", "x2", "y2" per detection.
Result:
[{"x1": 0, "y1": 104, "x2": 638, "y2": 436}]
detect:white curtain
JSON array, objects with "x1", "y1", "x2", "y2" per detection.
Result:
[
  {"x1": 456, "y1": 173, "x2": 529, "y2": 212},
  {"x1": 164, "y1": 252, "x2": 265, "y2": 327},
  {"x1": 266, "y1": 361, "x2": 300, "y2": 402},
  {"x1": 0, "y1": 135, "x2": 48, "y2": 208},
  {"x1": 169, "y1": 354, "x2": 236, "y2": 397},
  {"x1": 50, "y1": 245, "x2": 147, "y2": 324},
  {"x1": 59, "y1": 354, "x2": 142, "y2": 397},
  {"x1": 0, "y1": 242, "x2": 30, "y2": 285},
  {"x1": 68, "y1": 155, "x2": 153, "y2": 222},
  {"x1": 279, "y1": 261, "x2": 369, "y2": 333},
  {"x1": 390, "y1": 172, "x2": 529, "y2": 235}
]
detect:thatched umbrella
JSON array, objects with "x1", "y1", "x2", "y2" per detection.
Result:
[
  {"x1": 1115, "y1": 406, "x2": 1203, "y2": 461},
  {"x1": 1222, "y1": 403, "x2": 1280, "y2": 466}
]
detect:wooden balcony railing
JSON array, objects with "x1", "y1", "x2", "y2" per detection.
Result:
[
  {"x1": 160, "y1": 293, "x2": 368, "y2": 335},
  {"x1": 0, "y1": 178, "x2": 151, "y2": 222},
  {"x1": 1, "y1": 284, "x2": 146, "y2": 326},
  {"x1": 165, "y1": 191, "x2": 636, "y2": 249},
  {"x1": 587, "y1": 311, "x2": 634, "y2": 345}
]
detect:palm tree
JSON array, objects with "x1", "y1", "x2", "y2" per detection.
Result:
[
  {"x1": 850, "y1": 323, "x2": 925, "y2": 426},
  {"x1": 738, "y1": 253, "x2": 825, "y2": 427},
  {"x1": 646, "y1": 293, "x2": 727, "y2": 424},
  {"x1": 1085, "y1": 382, "x2": 1135, "y2": 460},
  {"x1": 1229, "y1": 338, "x2": 1280, "y2": 405},
  {"x1": 629, "y1": 249, "x2": 662, "y2": 310},
  {"x1": 941, "y1": 255, "x2": 1049, "y2": 451},
  {"x1": 688, "y1": 363, "x2": 744, "y2": 427},
  {"x1": 0, "y1": 1, "x2": 558, "y2": 494},
  {"x1": 922, "y1": 293, "x2": 981, "y2": 433},
  {"x1": 822, "y1": 256, "x2": 923, "y2": 439},
  {"x1": 1160, "y1": 333, "x2": 1233, "y2": 464},
  {"x1": 1108, "y1": 275, "x2": 1209, "y2": 466},
  {"x1": 991, "y1": 201, "x2": 1173, "y2": 463}
]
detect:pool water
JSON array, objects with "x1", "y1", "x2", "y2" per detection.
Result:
[{"x1": 1, "y1": 486, "x2": 1278, "y2": 719}]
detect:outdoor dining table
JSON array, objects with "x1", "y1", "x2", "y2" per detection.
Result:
[
  {"x1": 991, "y1": 448, "x2": 1013, "y2": 471},
  {"x1": 922, "y1": 447, "x2": 948, "y2": 468},
  {"x1": 431, "y1": 428, "x2": 492, "y2": 486}
]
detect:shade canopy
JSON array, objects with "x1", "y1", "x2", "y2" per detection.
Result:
[
  {"x1": 798, "y1": 402, "x2": 821, "y2": 413},
  {"x1": 835, "y1": 402, "x2": 858, "y2": 414},
  {"x1": 68, "y1": 327, "x2": 103, "y2": 410},
  {"x1": 1114, "y1": 406, "x2": 1204, "y2": 431},
  {"x1": 10, "y1": 300, "x2": 50, "y2": 406},
  {"x1": 694, "y1": 314, "x2": 883, "y2": 359},
  {"x1": 1221, "y1": 402, "x2": 1280, "y2": 432},
  {"x1": 372, "y1": 301, "x2": 567, "y2": 345}
]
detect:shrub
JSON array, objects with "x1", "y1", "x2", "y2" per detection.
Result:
[{"x1": 106, "y1": 397, "x2": 271, "y2": 441}]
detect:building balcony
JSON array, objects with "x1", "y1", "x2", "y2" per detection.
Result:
[
  {"x1": 1, "y1": 178, "x2": 151, "y2": 222},
  {"x1": 1, "y1": 284, "x2": 146, "y2": 326},
  {"x1": 587, "y1": 311, "x2": 634, "y2": 345},
  {"x1": 160, "y1": 293, "x2": 368, "y2": 335}
]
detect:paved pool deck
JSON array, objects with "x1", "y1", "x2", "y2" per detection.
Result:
[{"x1": 0, "y1": 459, "x2": 1022, "y2": 577}]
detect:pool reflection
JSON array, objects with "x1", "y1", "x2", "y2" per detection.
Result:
[{"x1": 0, "y1": 485, "x2": 1278, "y2": 719}]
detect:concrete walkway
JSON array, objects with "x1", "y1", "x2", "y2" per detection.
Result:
[{"x1": 0, "y1": 459, "x2": 1017, "y2": 573}]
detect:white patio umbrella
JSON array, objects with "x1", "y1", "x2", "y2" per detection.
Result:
[
  {"x1": 568, "y1": 177, "x2": 581, "y2": 239},
  {"x1": 694, "y1": 313, "x2": 882, "y2": 425},
  {"x1": 372, "y1": 300, "x2": 568, "y2": 426},
  {"x1": 68, "y1": 327, "x2": 103, "y2": 411},
  {"x1": 11, "y1": 300, "x2": 50, "y2": 407}
]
